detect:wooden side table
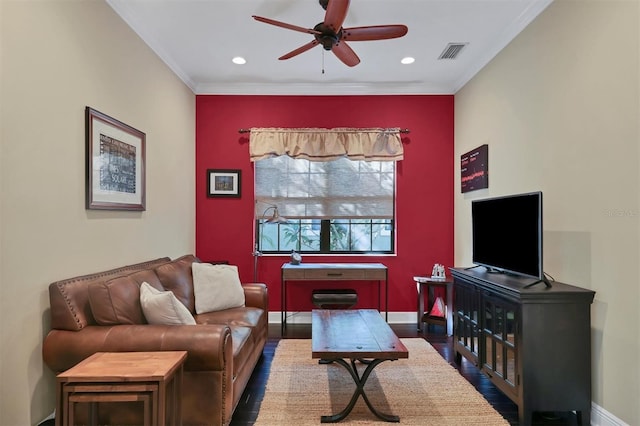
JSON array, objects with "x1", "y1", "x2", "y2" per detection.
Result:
[
  {"x1": 56, "y1": 351, "x2": 187, "y2": 426},
  {"x1": 414, "y1": 276, "x2": 453, "y2": 335}
]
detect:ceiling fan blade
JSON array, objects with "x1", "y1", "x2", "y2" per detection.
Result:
[
  {"x1": 252, "y1": 15, "x2": 321, "y2": 35},
  {"x1": 279, "y1": 40, "x2": 320, "y2": 60},
  {"x1": 332, "y1": 41, "x2": 360, "y2": 67},
  {"x1": 323, "y1": 0, "x2": 350, "y2": 33},
  {"x1": 341, "y1": 25, "x2": 408, "y2": 41}
]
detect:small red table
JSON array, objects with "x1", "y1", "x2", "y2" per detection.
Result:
[{"x1": 414, "y1": 276, "x2": 453, "y2": 335}]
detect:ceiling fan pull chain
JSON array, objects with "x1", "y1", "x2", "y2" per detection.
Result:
[{"x1": 322, "y1": 50, "x2": 325, "y2": 74}]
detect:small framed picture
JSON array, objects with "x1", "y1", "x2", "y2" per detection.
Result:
[
  {"x1": 86, "y1": 107, "x2": 146, "y2": 210},
  {"x1": 207, "y1": 169, "x2": 241, "y2": 198}
]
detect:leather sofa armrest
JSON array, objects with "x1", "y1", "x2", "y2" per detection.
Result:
[
  {"x1": 242, "y1": 283, "x2": 268, "y2": 310},
  {"x1": 43, "y1": 324, "x2": 232, "y2": 373}
]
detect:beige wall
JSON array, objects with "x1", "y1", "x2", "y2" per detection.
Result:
[
  {"x1": 0, "y1": 1, "x2": 195, "y2": 424},
  {"x1": 455, "y1": 0, "x2": 639, "y2": 424}
]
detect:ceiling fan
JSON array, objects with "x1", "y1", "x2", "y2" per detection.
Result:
[{"x1": 252, "y1": 0, "x2": 408, "y2": 67}]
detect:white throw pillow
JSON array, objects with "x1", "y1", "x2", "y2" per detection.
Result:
[
  {"x1": 139, "y1": 282, "x2": 196, "y2": 325},
  {"x1": 192, "y1": 263, "x2": 245, "y2": 314}
]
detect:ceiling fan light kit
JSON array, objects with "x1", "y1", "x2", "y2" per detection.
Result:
[{"x1": 252, "y1": 0, "x2": 408, "y2": 67}]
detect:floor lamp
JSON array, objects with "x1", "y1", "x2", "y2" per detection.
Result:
[{"x1": 253, "y1": 204, "x2": 287, "y2": 282}]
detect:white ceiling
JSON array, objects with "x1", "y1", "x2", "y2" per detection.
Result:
[{"x1": 107, "y1": 0, "x2": 553, "y2": 95}]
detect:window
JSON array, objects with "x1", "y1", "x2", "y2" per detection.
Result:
[{"x1": 255, "y1": 156, "x2": 395, "y2": 254}]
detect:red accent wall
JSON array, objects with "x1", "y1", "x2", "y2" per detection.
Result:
[{"x1": 195, "y1": 95, "x2": 454, "y2": 313}]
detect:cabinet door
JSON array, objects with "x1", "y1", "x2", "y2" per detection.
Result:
[
  {"x1": 481, "y1": 293, "x2": 519, "y2": 399},
  {"x1": 453, "y1": 281, "x2": 480, "y2": 364}
]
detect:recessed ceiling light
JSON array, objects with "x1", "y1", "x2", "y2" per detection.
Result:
[
  {"x1": 401, "y1": 57, "x2": 415, "y2": 65},
  {"x1": 232, "y1": 56, "x2": 246, "y2": 65}
]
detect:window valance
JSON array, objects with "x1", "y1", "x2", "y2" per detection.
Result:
[{"x1": 249, "y1": 127, "x2": 404, "y2": 162}]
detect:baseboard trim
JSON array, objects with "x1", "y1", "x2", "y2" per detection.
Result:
[{"x1": 592, "y1": 402, "x2": 630, "y2": 426}]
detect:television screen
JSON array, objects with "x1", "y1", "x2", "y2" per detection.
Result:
[{"x1": 472, "y1": 191, "x2": 543, "y2": 280}]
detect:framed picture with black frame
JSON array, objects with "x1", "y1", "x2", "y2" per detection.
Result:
[{"x1": 207, "y1": 169, "x2": 241, "y2": 198}]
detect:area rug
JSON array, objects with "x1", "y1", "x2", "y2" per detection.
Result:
[{"x1": 254, "y1": 338, "x2": 509, "y2": 425}]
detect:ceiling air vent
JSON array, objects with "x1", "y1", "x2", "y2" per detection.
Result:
[{"x1": 438, "y1": 42, "x2": 468, "y2": 60}]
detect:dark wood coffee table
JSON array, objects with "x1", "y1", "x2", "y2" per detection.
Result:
[{"x1": 311, "y1": 309, "x2": 408, "y2": 423}]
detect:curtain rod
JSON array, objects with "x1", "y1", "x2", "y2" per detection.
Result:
[{"x1": 238, "y1": 128, "x2": 410, "y2": 134}]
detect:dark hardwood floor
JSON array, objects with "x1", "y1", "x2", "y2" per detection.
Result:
[{"x1": 230, "y1": 323, "x2": 579, "y2": 426}]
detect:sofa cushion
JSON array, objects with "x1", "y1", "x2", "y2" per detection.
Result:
[
  {"x1": 155, "y1": 255, "x2": 199, "y2": 313},
  {"x1": 88, "y1": 275, "x2": 146, "y2": 325},
  {"x1": 192, "y1": 263, "x2": 245, "y2": 314},
  {"x1": 140, "y1": 282, "x2": 196, "y2": 325},
  {"x1": 195, "y1": 306, "x2": 264, "y2": 329},
  {"x1": 48, "y1": 257, "x2": 172, "y2": 331},
  {"x1": 127, "y1": 268, "x2": 164, "y2": 291},
  {"x1": 229, "y1": 325, "x2": 253, "y2": 379}
]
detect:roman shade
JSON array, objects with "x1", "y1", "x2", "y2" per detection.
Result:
[{"x1": 254, "y1": 156, "x2": 395, "y2": 219}]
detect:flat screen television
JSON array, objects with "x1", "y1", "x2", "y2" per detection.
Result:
[{"x1": 472, "y1": 191, "x2": 545, "y2": 284}]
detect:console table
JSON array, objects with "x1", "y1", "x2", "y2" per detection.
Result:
[{"x1": 281, "y1": 263, "x2": 388, "y2": 335}]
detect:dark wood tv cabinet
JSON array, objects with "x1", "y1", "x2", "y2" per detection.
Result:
[{"x1": 450, "y1": 268, "x2": 595, "y2": 426}]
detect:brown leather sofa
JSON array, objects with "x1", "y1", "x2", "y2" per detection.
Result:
[{"x1": 43, "y1": 254, "x2": 268, "y2": 426}]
